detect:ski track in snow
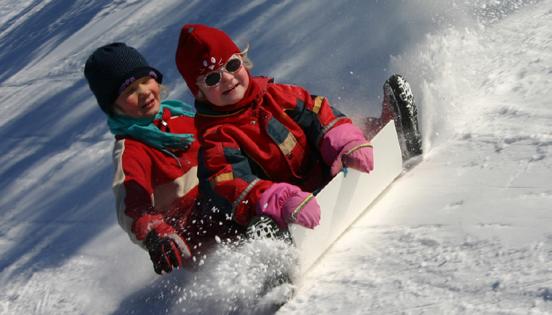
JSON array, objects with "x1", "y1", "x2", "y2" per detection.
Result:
[{"x1": 1, "y1": 0, "x2": 552, "y2": 314}]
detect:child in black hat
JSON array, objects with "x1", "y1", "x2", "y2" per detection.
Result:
[{"x1": 84, "y1": 43, "x2": 242, "y2": 274}]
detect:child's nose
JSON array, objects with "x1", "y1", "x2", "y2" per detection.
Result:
[
  {"x1": 221, "y1": 71, "x2": 235, "y2": 82},
  {"x1": 137, "y1": 84, "x2": 149, "y2": 94}
]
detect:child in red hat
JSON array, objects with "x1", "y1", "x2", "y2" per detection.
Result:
[{"x1": 175, "y1": 24, "x2": 374, "y2": 231}]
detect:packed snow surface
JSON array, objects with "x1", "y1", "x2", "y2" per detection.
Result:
[{"x1": 0, "y1": 0, "x2": 551, "y2": 314}]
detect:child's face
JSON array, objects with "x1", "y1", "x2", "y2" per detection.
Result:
[
  {"x1": 197, "y1": 55, "x2": 249, "y2": 107},
  {"x1": 115, "y1": 76, "x2": 161, "y2": 118}
]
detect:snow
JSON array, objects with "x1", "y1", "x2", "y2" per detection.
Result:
[{"x1": 1, "y1": 0, "x2": 551, "y2": 314}]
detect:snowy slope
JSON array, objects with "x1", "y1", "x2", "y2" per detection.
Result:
[
  {"x1": 1, "y1": 0, "x2": 551, "y2": 314},
  {"x1": 284, "y1": 4, "x2": 552, "y2": 314}
]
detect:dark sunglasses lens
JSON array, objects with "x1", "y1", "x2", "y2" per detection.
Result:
[
  {"x1": 204, "y1": 72, "x2": 221, "y2": 87},
  {"x1": 225, "y1": 58, "x2": 242, "y2": 72}
]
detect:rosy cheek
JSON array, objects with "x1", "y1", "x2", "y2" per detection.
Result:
[{"x1": 239, "y1": 70, "x2": 249, "y2": 87}]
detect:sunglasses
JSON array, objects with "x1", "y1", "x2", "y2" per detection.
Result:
[{"x1": 199, "y1": 56, "x2": 243, "y2": 88}]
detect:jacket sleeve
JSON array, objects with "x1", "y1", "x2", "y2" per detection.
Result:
[
  {"x1": 112, "y1": 139, "x2": 167, "y2": 247},
  {"x1": 272, "y1": 83, "x2": 369, "y2": 168},
  {"x1": 197, "y1": 128, "x2": 273, "y2": 226},
  {"x1": 271, "y1": 83, "x2": 352, "y2": 149}
]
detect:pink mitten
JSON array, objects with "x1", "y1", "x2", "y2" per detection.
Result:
[
  {"x1": 257, "y1": 183, "x2": 321, "y2": 229},
  {"x1": 320, "y1": 123, "x2": 374, "y2": 176},
  {"x1": 341, "y1": 141, "x2": 374, "y2": 173}
]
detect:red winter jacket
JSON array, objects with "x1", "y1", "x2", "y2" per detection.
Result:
[
  {"x1": 112, "y1": 114, "x2": 198, "y2": 243},
  {"x1": 195, "y1": 77, "x2": 352, "y2": 226},
  {"x1": 112, "y1": 114, "x2": 243, "y2": 259}
]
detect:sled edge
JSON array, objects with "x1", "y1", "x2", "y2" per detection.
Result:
[{"x1": 289, "y1": 121, "x2": 403, "y2": 274}]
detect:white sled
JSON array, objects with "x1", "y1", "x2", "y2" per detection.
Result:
[{"x1": 289, "y1": 121, "x2": 403, "y2": 274}]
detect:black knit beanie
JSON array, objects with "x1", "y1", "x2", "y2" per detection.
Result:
[{"x1": 84, "y1": 42, "x2": 163, "y2": 115}]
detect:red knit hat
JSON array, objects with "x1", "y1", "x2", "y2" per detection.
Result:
[{"x1": 175, "y1": 24, "x2": 241, "y2": 96}]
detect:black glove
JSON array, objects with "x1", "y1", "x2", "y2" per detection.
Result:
[{"x1": 144, "y1": 229, "x2": 190, "y2": 274}]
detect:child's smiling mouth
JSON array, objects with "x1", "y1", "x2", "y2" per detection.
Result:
[
  {"x1": 143, "y1": 97, "x2": 155, "y2": 109},
  {"x1": 223, "y1": 83, "x2": 239, "y2": 95}
]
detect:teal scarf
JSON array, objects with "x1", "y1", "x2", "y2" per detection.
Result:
[{"x1": 107, "y1": 100, "x2": 195, "y2": 151}]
